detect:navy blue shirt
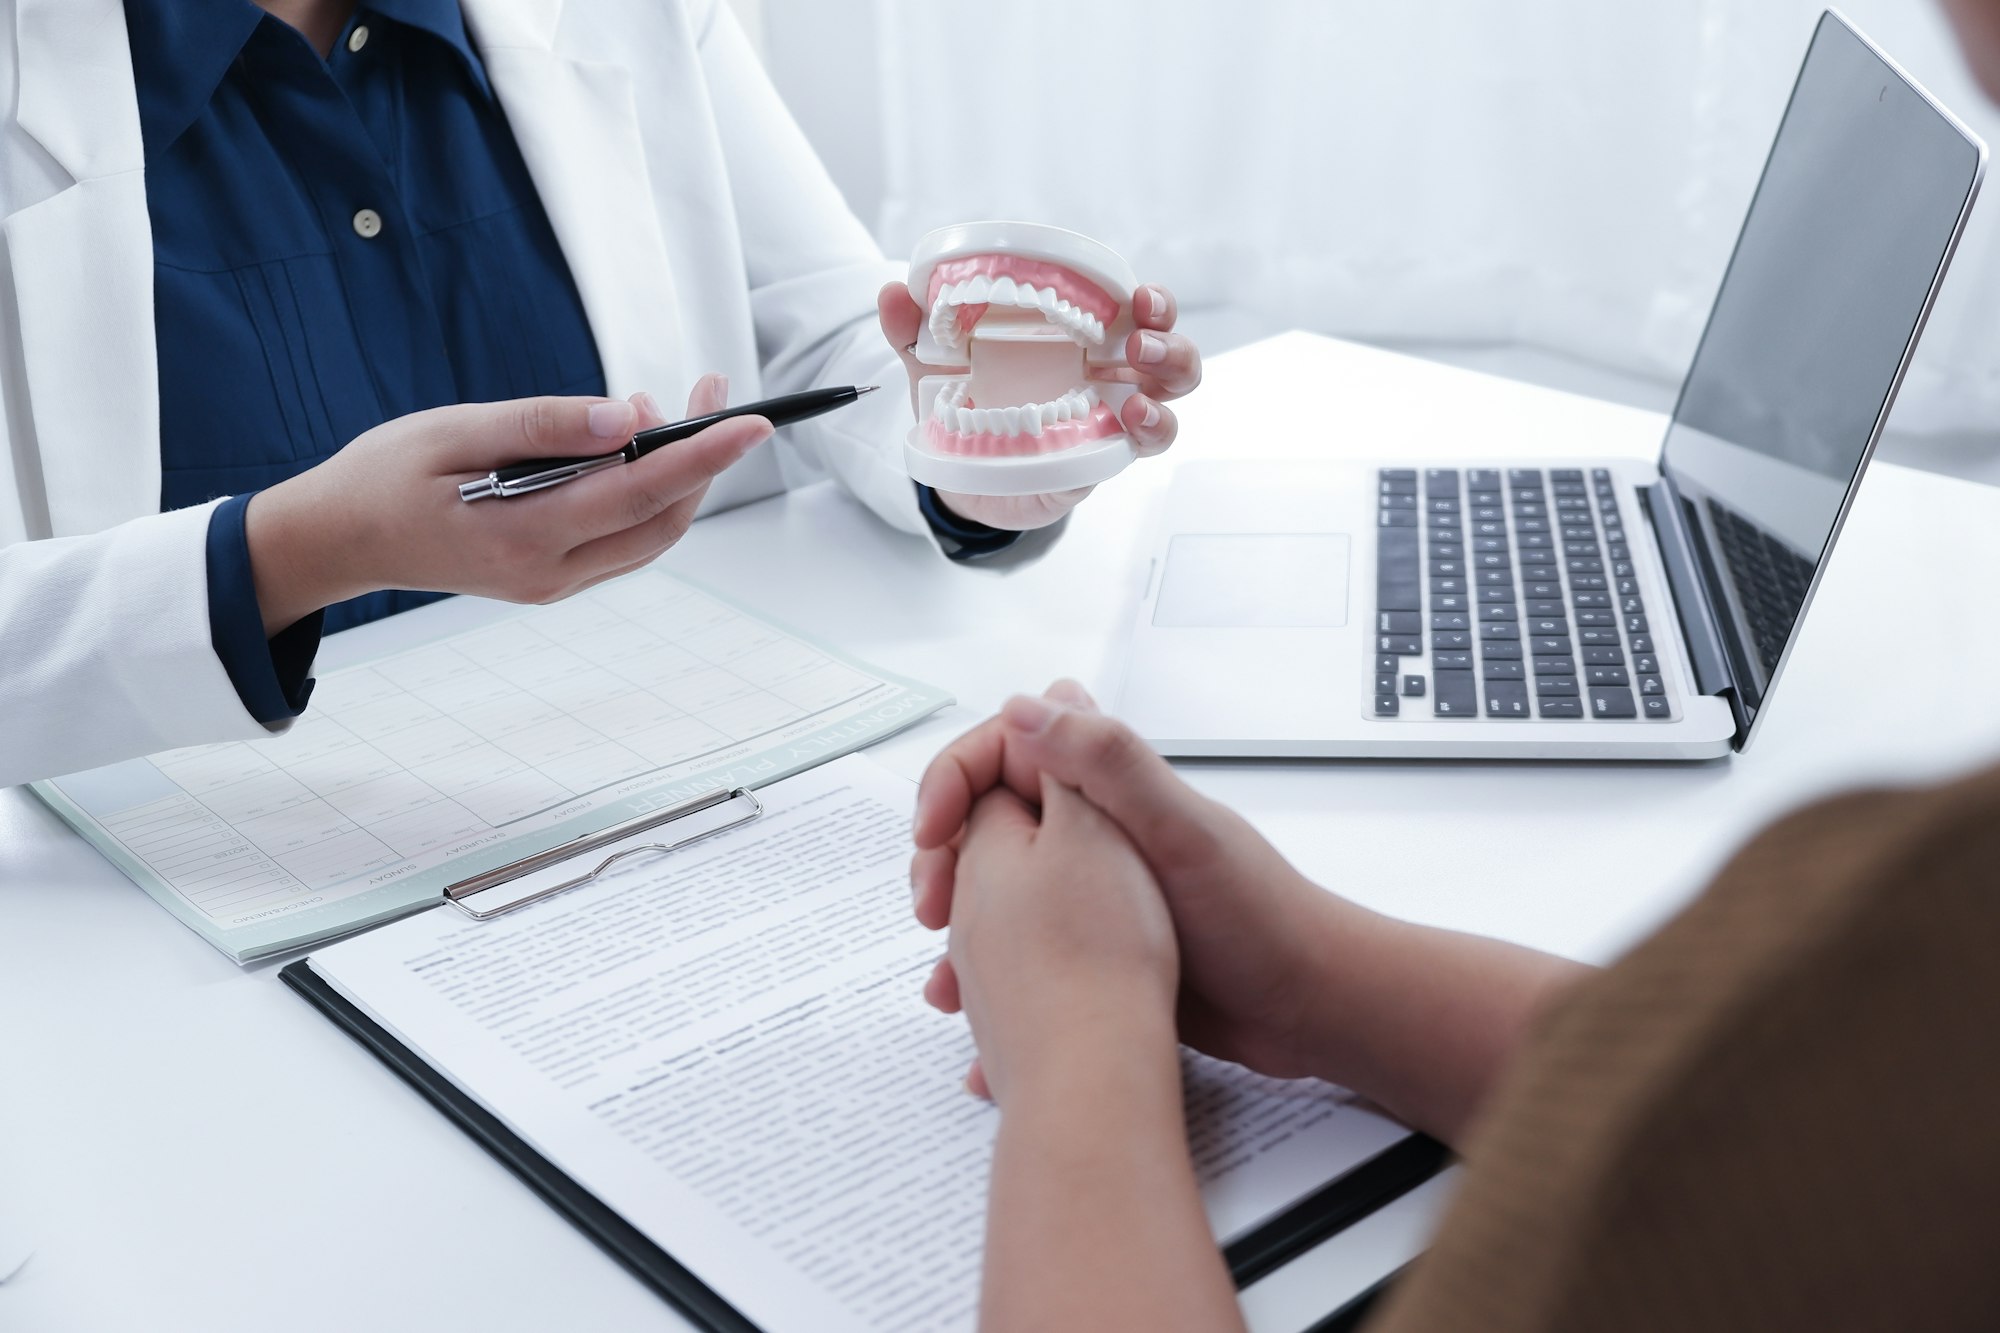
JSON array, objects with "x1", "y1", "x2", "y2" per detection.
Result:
[{"x1": 128, "y1": 0, "x2": 605, "y2": 721}]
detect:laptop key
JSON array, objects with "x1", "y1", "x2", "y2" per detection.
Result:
[
  {"x1": 1537, "y1": 677, "x2": 1580, "y2": 697},
  {"x1": 1377, "y1": 654, "x2": 1399, "y2": 674},
  {"x1": 1577, "y1": 610, "x2": 1615, "y2": 626},
  {"x1": 1431, "y1": 577, "x2": 1466, "y2": 594},
  {"x1": 1482, "y1": 642, "x2": 1523, "y2": 660},
  {"x1": 1434, "y1": 631, "x2": 1472, "y2": 650},
  {"x1": 1480, "y1": 605, "x2": 1518, "y2": 622},
  {"x1": 1380, "y1": 510, "x2": 1418, "y2": 527},
  {"x1": 1484, "y1": 680, "x2": 1531, "y2": 717},
  {"x1": 1638, "y1": 675, "x2": 1666, "y2": 697},
  {"x1": 1478, "y1": 586, "x2": 1516, "y2": 604},
  {"x1": 1642, "y1": 696, "x2": 1672, "y2": 719},
  {"x1": 1481, "y1": 623, "x2": 1521, "y2": 640},
  {"x1": 1587, "y1": 666, "x2": 1632, "y2": 686},
  {"x1": 1376, "y1": 674, "x2": 1398, "y2": 694},
  {"x1": 1530, "y1": 636, "x2": 1572, "y2": 656},
  {"x1": 1467, "y1": 469, "x2": 1502, "y2": 489},
  {"x1": 1434, "y1": 651, "x2": 1473, "y2": 669},
  {"x1": 1572, "y1": 575, "x2": 1609, "y2": 591},
  {"x1": 1526, "y1": 617, "x2": 1566, "y2": 636},
  {"x1": 1580, "y1": 627, "x2": 1620, "y2": 646},
  {"x1": 1381, "y1": 493, "x2": 1418, "y2": 509},
  {"x1": 1483, "y1": 661, "x2": 1525, "y2": 681},
  {"x1": 1589, "y1": 686, "x2": 1638, "y2": 718},
  {"x1": 1625, "y1": 615, "x2": 1650, "y2": 634},
  {"x1": 1523, "y1": 580, "x2": 1561, "y2": 599},
  {"x1": 1539, "y1": 698, "x2": 1584, "y2": 718},
  {"x1": 1434, "y1": 594, "x2": 1468, "y2": 612},
  {"x1": 1434, "y1": 670, "x2": 1477, "y2": 717},
  {"x1": 1573, "y1": 592, "x2": 1611, "y2": 608},
  {"x1": 1378, "y1": 582, "x2": 1420, "y2": 612},
  {"x1": 1583, "y1": 647, "x2": 1625, "y2": 666},
  {"x1": 1403, "y1": 675, "x2": 1427, "y2": 697},
  {"x1": 1379, "y1": 611, "x2": 1421, "y2": 634},
  {"x1": 1526, "y1": 599, "x2": 1564, "y2": 616},
  {"x1": 1431, "y1": 612, "x2": 1470, "y2": 631},
  {"x1": 1478, "y1": 569, "x2": 1514, "y2": 586},
  {"x1": 1534, "y1": 656, "x2": 1575, "y2": 675},
  {"x1": 1635, "y1": 655, "x2": 1659, "y2": 674},
  {"x1": 1380, "y1": 636, "x2": 1422, "y2": 655},
  {"x1": 1630, "y1": 635, "x2": 1654, "y2": 653},
  {"x1": 1376, "y1": 694, "x2": 1400, "y2": 717}
]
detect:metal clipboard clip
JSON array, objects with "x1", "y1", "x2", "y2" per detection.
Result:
[{"x1": 442, "y1": 786, "x2": 765, "y2": 921}]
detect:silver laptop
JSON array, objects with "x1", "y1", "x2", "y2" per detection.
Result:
[{"x1": 1117, "y1": 11, "x2": 1985, "y2": 761}]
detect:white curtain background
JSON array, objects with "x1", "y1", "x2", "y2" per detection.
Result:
[{"x1": 759, "y1": 0, "x2": 2000, "y2": 444}]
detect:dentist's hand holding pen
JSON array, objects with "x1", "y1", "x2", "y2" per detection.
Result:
[{"x1": 241, "y1": 374, "x2": 763, "y2": 634}]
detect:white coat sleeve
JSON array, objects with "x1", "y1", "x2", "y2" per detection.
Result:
[
  {"x1": 0, "y1": 501, "x2": 274, "y2": 788},
  {"x1": 691, "y1": 3, "x2": 932, "y2": 540}
]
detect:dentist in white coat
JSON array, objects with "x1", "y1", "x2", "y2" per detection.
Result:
[{"x1": 0, "y1": 0, "x2": 1202, "y2": 788}]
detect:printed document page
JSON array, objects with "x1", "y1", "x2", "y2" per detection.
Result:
[
  {"x1": 34, "y1": 571, "x2": 951, "y2": 962},
  {"x1": 307, "y1": 755, "x2": 1412, "y2": 1333}
]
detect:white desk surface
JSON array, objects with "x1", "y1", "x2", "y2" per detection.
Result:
[{"x1": 6, "y1": 332, "x2": 2000, "y2": 1331}]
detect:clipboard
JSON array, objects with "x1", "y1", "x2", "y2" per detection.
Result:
[
  {"x1": 442, "y1": 786, "x2": 765, "y2": 921},
  {"x1": 284, "y1": 759, "x2": 1448, "y2": 1329},
  {"x1": 281, "y1": 959, "x2": 1447, "y2": 1332}
]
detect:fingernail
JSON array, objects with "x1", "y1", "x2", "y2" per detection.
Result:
[
  {"x1": 588, "y1": 400, "x2": 636, "y2": 439},
  {"x1": 707, "y1": 373, "x2": 729, "y2": 402},
  {"x1": 1001, "y1": 694, "x2": 1058, "y2": 734},
  {"x1": 1148, "y1": 286, "x2": 1168, "y2": 320},
  {"x1": 636, "y1": 391, "x2": 664, "y2": 420},
  {"x1": 1138, "y1": 397, "x2": 1162, "y2": 429},
  {"x1": 1136, "y1": 331, "x2": 1167, "y2": 365},
  {"x1": 1048, "y1": 679, "x2": 1098, "y2": 711}
]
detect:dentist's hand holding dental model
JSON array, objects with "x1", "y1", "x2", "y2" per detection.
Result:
[{"x1": 876, "y1": 273, "x2": 1202, "y2": 531}]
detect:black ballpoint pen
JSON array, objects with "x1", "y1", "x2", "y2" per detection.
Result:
[{"x1": 457, "y1": 385, "x2": 880, "y2": 502}]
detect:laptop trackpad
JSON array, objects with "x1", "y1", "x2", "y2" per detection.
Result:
[{"x1": 1153, "y1": 533, "x2": 1351, "y2": 628}]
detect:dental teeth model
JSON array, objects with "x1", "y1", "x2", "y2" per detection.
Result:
[{"x1": 903, "y1": 221, "x2": 1140, "y2": 496}]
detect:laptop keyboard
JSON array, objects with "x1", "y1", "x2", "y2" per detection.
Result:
[
  {"x1": 1375, "y1": 468, "x2": 1673, "y2": 722},
  {"x1": 1707, "y1": 497, "x2": 1815, "y2": 677}
]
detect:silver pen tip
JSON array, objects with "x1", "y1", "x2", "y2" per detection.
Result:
[{"x1": 856, "y1": 385, "x2": 881, "y2": 395}]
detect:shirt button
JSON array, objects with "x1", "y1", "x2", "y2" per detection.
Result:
[
  {"x1": 352, "y1": 208, "x2": 383, "y2": 239},
  {"x1": 347, "y1": 24, "x2": 370, "y2": 53}
]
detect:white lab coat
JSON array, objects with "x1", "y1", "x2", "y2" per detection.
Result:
[{"x1": 0, "y1": 0, "x2": 933, "y2": 788}]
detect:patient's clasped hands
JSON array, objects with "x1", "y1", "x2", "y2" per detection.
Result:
[
  {"x1": 915, "y1": 686, "x2": 1588, "y2": 1146},
  {"x1": 912, "y1": 683, "x2": 1359, "y2": 1102}
]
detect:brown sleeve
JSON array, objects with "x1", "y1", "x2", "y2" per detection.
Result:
[{"x1": 1364, "y1": 762, "x2": 2000, "y2": 1333}]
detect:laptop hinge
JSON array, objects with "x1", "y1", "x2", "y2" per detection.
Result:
[{"x1": 1639, "y1": 478, "x2": 1751, "y2": 748}]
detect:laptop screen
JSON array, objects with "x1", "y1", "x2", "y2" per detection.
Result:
[{"x1": 1659, "y1": 12, "x2": 1982, "y2": 724}]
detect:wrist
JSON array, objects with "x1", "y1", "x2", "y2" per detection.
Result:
[
  {"x1": 998, "y1": 979, "x2": 1181, "y2": 1110},
  {"x1": 1280, "y1": 888, "x2": 1398, "y2": 1081},
  {"x1": 244, "y1": 473, "x2": 374, "y2": 634}
]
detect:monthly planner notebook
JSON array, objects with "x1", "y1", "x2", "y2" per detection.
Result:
[
  {"x1": 34, "y1": 570, "x2": 951, "y2": 962},
  {"x1": 283, "y1": 755, "x2": 1443, "y2": 1333}
]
